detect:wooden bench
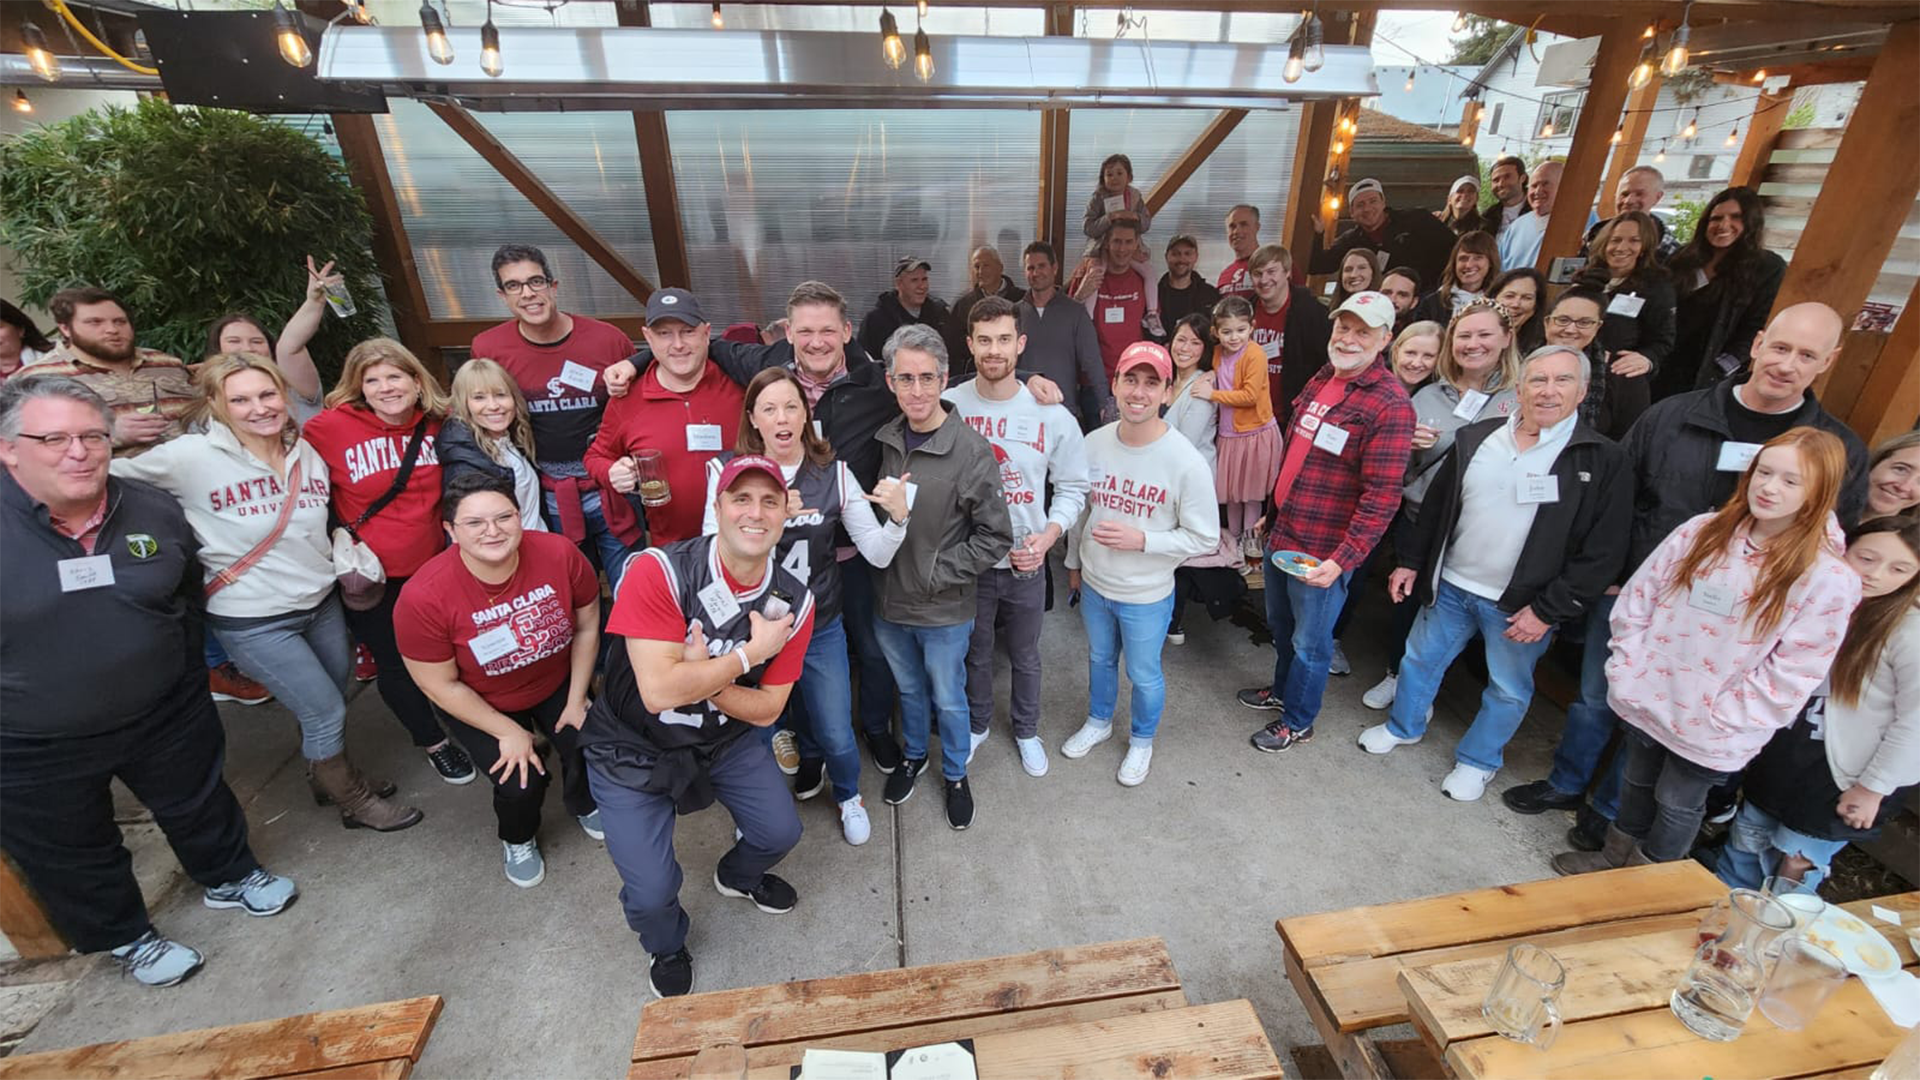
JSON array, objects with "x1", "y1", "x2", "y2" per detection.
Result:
[
  {"x1": 1275, "y1": 862, "x2": 1726, "y2": 1079},
  {"x1": 0, "y1": 995, "x2": 442, "y2": 1080},
  {"x1": 630, "y1": 936, "x2": 1284, "y2": 1079}
]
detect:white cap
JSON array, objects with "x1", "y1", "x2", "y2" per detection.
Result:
[
  {"x1": 1348, "y1": 178, "x2": 1385, "y2": 202},
  {"x1": 1332, "y1": 291, "x2": 1395, "y2": 330},
  {"x1": 1448, "y1": 175, "x2": 1479, "y2": 198}
]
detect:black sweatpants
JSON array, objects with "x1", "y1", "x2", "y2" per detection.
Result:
[
  {"x1": 439, "y1": 683, "x2": 595, "y2": 844},
  {"x1": 343, "y1": 577, "x2": 447, "y2": 748},
  {"x1": 0, "y1": 679, "x2": 260, "y2": 953}
]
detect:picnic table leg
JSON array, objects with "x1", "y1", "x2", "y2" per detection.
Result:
[
  {"x1": 1285, "y1": 945, "x2": 1392, "y2": 1080},
  {"x1": 0, "y1": 853, "x2": 69, "y2": 961}
]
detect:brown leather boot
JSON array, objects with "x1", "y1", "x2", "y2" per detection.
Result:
[
  {"x1": 1551, "y1": 824, "x2": 1638, "y2": 876},
  {"x1": 310, "y1": 754, "x2": 424, "y2": 832},
  {"x1": 306, "y1": 764, "x2": 397, "y2": 806}
]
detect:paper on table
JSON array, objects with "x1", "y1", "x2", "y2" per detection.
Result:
[
  {"x1": 799, "y1": 1048, "x2": 887, "y2": 1080},
  {"x1": 1872, "y1": 904, "x2": 1904, "y2": 926},
  {"x1": 890, "y1": 1042, "x2": 978, "y2": 1080},
  {"x1": 1862, "y1": 969, "x2": 1920, "y2": 1028}
]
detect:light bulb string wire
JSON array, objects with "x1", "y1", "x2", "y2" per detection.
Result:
[{"x1": 45, "y1": 0, "x2": 159, "y2": 77}]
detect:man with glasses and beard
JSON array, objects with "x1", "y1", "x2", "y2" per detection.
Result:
[{"x1": 26, "y1": 287, "x2": 198, "y2": 458}]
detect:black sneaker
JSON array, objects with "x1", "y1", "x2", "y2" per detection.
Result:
[
  {"x1": 883, "y1": 756, "x2": 926, "y2": 805},
  {"x1": 648, "y1": 947, "x2": 694, "y2": 998},
  {"x1": 793, "y1": 758, "x2": 828, "y2": 801},
  {"x1": 713, "y1": 869, "x2": 797, "y2": 914},
  {"x1": 1502, "y1": 780, "x2": 1585, "y2": 815},
  {"x1": 426, "y1": 741, "x2": 476, "y2": 785},
  {"x1": 1236, "y1": 687, "x2": 1285, "y2": 711},
  {"x1": 1566, "y1": 804, "x2": 1608, "y2": 851},
  {"x1": 1250, "y1": 719, "x2": 1313, "y2": 753},
  {"x1": 866, "y1": 732, "x2": 903, "y2": 775},
  {"x1": 944, "y1": 777, "x2": 974, "y2": 830}
]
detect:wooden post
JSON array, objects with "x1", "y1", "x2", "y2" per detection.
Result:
[
  {"x1": 1283, "y1": 101, "x2": 1338, "y2": 269},
  {"x1": 619, "y1": 3, "x2": 692, "y2": 289},
  {"x1": 1727, "y1": 88, "x2": 1793, "y2": 190},
  {"x1": 1846, "y1": 277, "x2": 1920, "y2": 444},
  {"x1": 0, "y1": 854, "x2": 67, "y2": 961},
  {"x1": 1771, "y1": 20, "x2": 1920, "y2": 322},
  {"x1": 1456, "y1": 97, "x2": 1481, "y2": 150},
  {"x1": 1534, "y1": 23, "x2": 1641, "y2": 274},
  {"x1": 1143, "y1": 109, "x2": 1248, "y2": 216},
  {"x1": 1036, "y1": 3, "x2": 1074, "y2": 252},
  {"x1": 1600, "y1": 73, "x2": 1663, "y2": 212},
  {"x1": 330, "y1": 112, "x2": 439, "y2": 378}
]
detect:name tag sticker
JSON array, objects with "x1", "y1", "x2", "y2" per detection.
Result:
[
  {"x1": 1103, "y1": 195, "x2": 1126, "y2": 215},
  {"x1": 903, "y1": 480, "x2": 920, "y2": 511},
  {"x1": 1007, "y1": 416, "x2": 1039, "y2": 443},
  {"x1": 1453, "y1": 389, "x2": 1491, "y2": 420},
  {"x1": 698, "y1": 580, "x2": 742, "y2": 625},
  {"x1": 468, "y1": 623, "x2": 520, "y2": 664},
  {"x1": 686, "y1": 424, "x2": 724, "y2": 452},
  {"x1": 1716, "y1": 441, "x2": 1763, "y2": 472},
  {"x1": 1689, "y1": 582, "x2": 1738, "y2": 617},
  {"x1": 1607, "y1": 292, "x2": 1646, "y2": 318},
  {"x1": 557, "y1": 360, "x2": 599, "y2": 392},
  {"x1": 1517, "y1": 475, "x2": 1561, "y2": 504},
  {"x1": 58, "y1": 555, "x2": 115, "y2": 593},
  {"x1": 1312, "y1": 422, "x2": 1350, "y2": 456},
  {"x1": 812, "y1": 419, "x2": 824, "y2": 439},
  {"x1": 1104, "y1": 306, "x2": 1127, "y2": 325}
]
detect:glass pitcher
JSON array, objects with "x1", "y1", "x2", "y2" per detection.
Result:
[
  {"x1": 1482, "y1": 943, "x2": 1565, "y2": 1049},
  {"x1": 1672, "y1": 888, "x2": 1794, "y2": 1041}
]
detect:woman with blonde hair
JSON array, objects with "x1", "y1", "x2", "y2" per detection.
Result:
[
  {"x1": 113, "y1": 354, "x2": 422, "y2": 830},
  {"x1": 441, "y1": 358, "x2": 546, "y2": 532},
  {"x1": 304, "y1": 338, "x2": 477, "y2": 785}
]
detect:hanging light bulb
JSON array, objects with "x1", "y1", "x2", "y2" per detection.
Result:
[
  {"x1": 917, "y1": 0, "x2": 928, "y2": 16},
  {"x1": 420, "y1": 2, "x2": 454, "y2": 65},
  {"x1": 1540, "y1": 119, "x2": 1555, "y2": 138},
  {"x1": 1451, "y1": 11, "x2": 1468, "y2": 33},
  {"x1": 1404, "y1": 73, "x2": 1416, "y2": 93},
  {"x1": 879, "y1": 9, "x2": 906, "y2": 69},
  {"x1": 1726, "y1": 126, "x2": 1739, "y2": 147},
  {"x1": 1752, "y1": 69, "x2": 1767, "y2": 82},
  {"x1": 1654, "y1": 142, "x2": 1667, "y2": 162},
  {"x1": 1327, "y1": 195, "x2": 1342, "y2": 212},
  {"x1": 22, "y1": 21, "x2": 60, "y2": 82},
  {"x1": 913, "y1": 27, "x2": 933, "y2": 81},
  {"x1": 1301, "y1": 14, "x2": 1325, "y2": 73},
  {"x1": 1282, "y1": 31, "x2": 1305, "y2": 84},
  {"x1": 1610, "y1": 122, "x2": 1624, "y2": 145},
  {"x1": 480, "y1": 18, "x2": 503, "y2": 77},
  {"x1": 1460, "y1": 132, "x2": 1475, "y2": 147},
  {"x1": 273, "y1": 2, "x2": 312, "y2": 68},
  {"x1": 1661, "y1": 3, "x2": 1692, "y2": 76},
  {"x1": 1643, "y1": 23, "x2": 1656, "y2": 38},
  {"x1": 1682, "y1": 111, "x2": 1698, "y2": 139},
  {"x1": 12, "y1": 90, "x2": 31, "y2": 114},
  {"x1": 1332, "y1": 139, "x2": 1345, "y2": 155},
  {"x1": 1629, "y1": 55, "x2": 1655, "y2": 90},
  {"x1": 710, "y1": 3, "x2": 724, "y2": 28},
  {"x1": 344, "y1": 0, "x2": 373, "y2": 25}
]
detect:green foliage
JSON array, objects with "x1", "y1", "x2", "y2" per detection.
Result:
[
  {"x1": 1667, "y1": 68, "x2": 1717, "y2": 105},
  {"x1": 1782, "y1": 101, "x2": 1817, "y2": 130},
  {"x1": 1446, "y1": 16, "x2": 1511, "y2": 67},
  {"x1": 0, "y1": 99, "x2": 384, "y2": 383},
  {"x1": 1666, "y1": 197, "x2": 1704, "y2": 247}
]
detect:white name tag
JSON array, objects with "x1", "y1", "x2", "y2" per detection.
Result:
[
  {"x1": 698, "y1": 580, "x2": 742, "y2": 625},
  {"x1": 685, "y1": 424, "x2": 724, "y2": 452},
  {"x1": 812, "y1": 419, "x2": 823, "y2": 439},
  {"x1": 1453, "y1": 389, "x2": 1491, "y2": 420},
  {"x1": 1716, "y1": 441, "x2": 1763, "y2": 472},
  {"x1": 1607, "y1": 292, "x2": 1645, "y2": 318},
  {"x1": 557, "y1": 360, "x2": 598, "y2": 392},
  {"x1": 903, "y1": 480, "x2": 920, "y2": 511},
  {"x1": 1103, "y1": 195, "x2": 1126, "y2": 215},
  {"x1": 1006, "y1": 416, "x2": 1039, "y2": 443},
  {"x1": 1312, "y1": 422, "x2": 1350, "y2": 456},
  {"x1": 58, "y1": 555, "x2": 115, "y2": 592},
  {"x1": 1517, "y1": 474, "x2": 1560, "y2": 504},
  {"x1": 1103, "y1": 306, "x2": 1126, "y2": 324},
  {"x1": 468, "y1": 623, "x2": 520, "y2": 664},
  {"x1": 1689, "y1": 581, "x2": 1738, "y2": 617}
]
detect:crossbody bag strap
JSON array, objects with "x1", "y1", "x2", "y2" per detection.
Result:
[
  {"x1": 343, "y1": 416, "x2": 430, "y2": 539},
  {"x1": 206, "y1": 459, "x2": 305, "y2": 599}
]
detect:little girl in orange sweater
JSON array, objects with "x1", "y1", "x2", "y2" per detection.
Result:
[{"x1": 1187, "y1": 295, "x2": 1280, "y2": 560}]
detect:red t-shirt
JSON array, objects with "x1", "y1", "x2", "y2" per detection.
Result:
[
  {"x1": 1271, "y1": 376, "x2": 1349, "y2": 514},
  {"x1": 471, "y1": 315, "x2": 635, "y2": 467},
  {"x1": 1252, "y1": 295, "x2": 1290, "y2": 417},
  {"x1": 1217, "y1": 258, "x2": 1253, "y2": 298},
  {"x1": 583, "y1": 362, "x2": 743, "y2": 547},
  {"x1": 393, "y1": 531, "x2": 601, "y2": 712},
  {"x1": 1090, "y1": 267, "x2": 1148, "y2": 379},
  {"x1": 608, "y1": 553, "x2": 814, "y2": 687},
  {"x1": 302, "y1": 406, "x2": 445, "y2": 577}
]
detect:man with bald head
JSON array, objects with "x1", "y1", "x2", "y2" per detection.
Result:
[
  {"x1": 1584, "y1": 166, "x2": 1679, "y2": 262},
  {"x1": 1505, "y1": 302, "x2": 1871, "y2": 861},
  {"x1": 944, "y1": 246, "x2": 1025, "y2": 376}
]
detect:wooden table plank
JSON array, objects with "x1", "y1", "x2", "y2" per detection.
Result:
[
  {"x1": 627, "y1": 991, "x2": 1188, "y2": 1079},
  {"x1": 0, "y1": 996, "x2": 442, "y2": 1080},
  {"x1": 1281, "y1": 945, "x2": 1391, "y2": 1080},
  {"x1": 1277, "y1": 863, "x2": 1724, "y2": 964},
  {"x1": 633, "y1": 937, "x2": 1179, "y2": 1060}
]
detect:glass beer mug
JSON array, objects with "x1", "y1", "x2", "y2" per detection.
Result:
[{"x1": 1481, "y1": 943, "x2": 1565, "y2": 1049}]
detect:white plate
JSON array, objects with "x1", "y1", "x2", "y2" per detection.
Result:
[{"x1": 1802, "y1": 903, "x2": 1904, "y2": 979}]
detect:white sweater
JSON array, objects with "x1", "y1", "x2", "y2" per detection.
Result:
[
  {"x1": 943, "y1": 380, "x2": 1090, "y2": 568},
  {"x1": 1067, "y1": 423, "x2": 1220, "y2": 603},
  {"x1": 112, "y1": 424, "x2": 338, "y2": 618},
  {"x1": 1827, "y1": 601, "x2": 1920, "y2": 796}
]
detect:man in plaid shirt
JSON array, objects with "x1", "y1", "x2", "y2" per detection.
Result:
[{"x1": 1240, "y1": 291, "x2": 1414, "y2": 753}]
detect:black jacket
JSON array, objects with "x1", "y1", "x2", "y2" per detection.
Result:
[
  {"x1": 943, "y1": 276, "x2": 1026, "y2": 376},
  {"x1": 707, "y1": 338, "x2": 901, "y2": 491},
  {"x1": 1276, "y1": 284, "x2": 1333, "y2": 428},
  {"x1": 1620, "y1": 376, "x2": 1870, "y2": 577},
  {"x1": 1309, "y1": 207, "x2": 1460, "y2": 289},
  {"x1": 436, "y1": 418, "x2": 514, "y2": 489},
  {"x1": 1674, "y1": 250, "x2": 1788, "y2": 396},
  {"x1": 1576, "y1": 268, "x2": 1673, "y2": 435},
  {"x1": 859, "y1": 290, "x2": 951, "y2": 363},
  {"x1": 1399, "y1": 416, "x2": 1632, "y2": 628}
]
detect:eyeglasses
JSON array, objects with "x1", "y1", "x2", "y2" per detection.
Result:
[
  {"x1": 1547, "y1": 315, "x2": 1602, "y2": 331},
  {"x1": 15, "y1": 431, "x2": 111, "y2": 452},
  {"x1": 498, "y1": 275, "x2": 554, "y2": 295},
  {"x1": 454, "y1": 511, "x2": 520, "y2": 534},
  {"x1": 889, "y1": 372, "x2": 944, "y2": 390}
]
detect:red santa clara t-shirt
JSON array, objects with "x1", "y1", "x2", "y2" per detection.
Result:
[
  {"x1": 394, "y1": 531, "x2": 601, "y2": 712},
  {"x1": 1091, "y1": 267, "x2": 1148, "y2": 379},
  {"x1": 301, "y1": 406, "x2": 444, "y2": 577}
]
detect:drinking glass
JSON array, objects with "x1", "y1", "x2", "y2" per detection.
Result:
[
  {"x1": 1671, "y1": 939, "x2": 1765, "y2": 1042},
  {"x1": 634, "y1": 448, "x2": 671, "y2": 507},
  {"x1": 323, "y1": 278, "x2": 358, "y2": 318},
  {"x1": 1873, "y1": 1022, "x2": 1920, "y2": 1080},
  {"x1": 1481, "y1": 943, "x2": 1564, "y2": 1049},
  {"x1": 1758, "y1": 937, "x2": 1848, "y2": 1031},
  {"x1": 1010, "y1": 526, "x2": 1041, "y2": 580}
]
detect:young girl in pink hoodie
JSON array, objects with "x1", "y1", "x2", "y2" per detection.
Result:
[{"x1": 1562, "y1": 427, "x2": 1862, "y2": 870}]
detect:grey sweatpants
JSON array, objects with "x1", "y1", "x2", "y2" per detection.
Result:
[{"x1": 965, "y1": 567, "x2": 1047, "y2": 739}]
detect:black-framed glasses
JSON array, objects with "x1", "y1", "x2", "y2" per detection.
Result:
[
  {"x1": 15, "y1": 431, "x2": 111, "y2": 452},
  {"x1": 1547, "y1": 315, "x2": 1602, "y2": 331},
  {"x1": 498, "y1": 275, "x2": 554, "y2": 295}
]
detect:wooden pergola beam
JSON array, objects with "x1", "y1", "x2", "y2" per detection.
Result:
[
  {"x1": 1849, "y1": 276, "x2": 1920, "y2": 444},
  {"x1": 1036, "y1": 3, "x2": 1074, "y2": 253},
  {"x1": 620, "y1": 3, "x2": 692, "y2": 290},
  {"x1": 331, "y1": 111, "x2": 439, "y2": 378},
  {"x1": 1599, "y1": 72, "x2": 1663, "y2": 215},
  {"x1": 1712, "y1": 57, "x2": 1878, "y2": 87},
  {"x1": 1144, "y1": 109, "x2": 1248, "y2": 216},
  {"x1": 1534, "y1": 22, "x2": 1641, "y2": 275},
  {"x1": 1727, "y1": 88, "x2": 1794, "y2": 190},
  {"x1": 424, "y1": 101, "x2": 657, "y2": 306},
  {"x1": 1283, "y1": 10, "x2": 1373, "y2": 272}
]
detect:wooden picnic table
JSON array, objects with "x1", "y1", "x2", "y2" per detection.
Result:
[
  {"x1": 628, "y1": 936, "x2": 1285, "y2": 1079},
  {"x1": 1403, "y1": 889, "x2": 1919, "y2": 1079}
]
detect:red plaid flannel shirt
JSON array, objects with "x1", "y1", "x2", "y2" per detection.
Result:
[{"x1": 1268, "y1": 357, "x2": 1414, "y2": 571}]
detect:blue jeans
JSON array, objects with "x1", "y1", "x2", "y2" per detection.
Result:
[
  {"x1": 839, "y1": 558, "x2": 899, "y2": 739},
  {"x1": 543, "y1": 487, "x2": 632, "y2": 592},
  {"x1": 204, "y1": 634, "x2": 230, "y2": 671},
  {"x1": 1546, "y1": 593, "x2": 1622, "y2": 816},
  {"x1": 874, "y1": 617, "x2": 975, "y2": 781},
  {"x1": 1388, "y1": 580, "x2": 1556, "y2": 772},
  {"x1": 1262, "y1": 558, "x2": 1352, "y2": 732},
  {"x1": 786, "y1": 616, "x2": 861, "y2": 803},
  {"x1": 209, "y1": 595, "x2": 353, "y2": 761},
  {"x1": 1717, "y1": 801, "x2": 1848, "y2": 894},
  {"x1": 1080, "y1": 585, "x2": 1176, "y2": 746}
]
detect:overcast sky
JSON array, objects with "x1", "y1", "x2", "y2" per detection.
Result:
[{"x1": 1372, "y1": 10, "x2": 1474, "y2": 68}]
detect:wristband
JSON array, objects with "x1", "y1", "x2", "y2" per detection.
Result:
[{"x1": 734, "y1": 646, "x2": 751, "y2": 675}]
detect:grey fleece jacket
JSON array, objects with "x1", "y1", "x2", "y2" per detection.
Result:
[{"x1": 871, "y1": 404, "x2": 1013, "y2": 627}]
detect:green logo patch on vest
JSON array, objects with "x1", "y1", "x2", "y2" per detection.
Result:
[{"x1": 126, "y1": 533, "x2": 160, "y2": 559}]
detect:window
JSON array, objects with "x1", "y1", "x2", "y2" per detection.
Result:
[
  {"x1": 1689, "y1": 155, "x2": 1717, "y2": 180},
  {"x1": 1487, "y1": 103, "x2": 1505, "y2": 135},
  {"x1": 1536, "y1": 91, "x2": 1584, "y2": 138}
]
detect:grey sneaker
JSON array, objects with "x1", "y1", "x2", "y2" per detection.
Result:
[
  {"x1": 502, "y1": 839, "x2": 546, "y2": 888},
  {"x1": 202, "y1": 868, "x2": 298, "y2": 916},
  {"x1": 577, "y1": 810, "x2": 605, "y2": 841},
  {"x1": 110, "y1": 930, "x2": 204, "y2": 987},
  {"x1": 1329, "y1": 641, "x2": 1352, "y2": 676}
]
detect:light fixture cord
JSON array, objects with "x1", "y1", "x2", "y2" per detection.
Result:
[{"x1": 46, "y1": 0, "x2": 159, "y2": 76}]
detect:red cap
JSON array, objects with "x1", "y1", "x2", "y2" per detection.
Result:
[
  {"x1": 715, "y1": 454, "x2": 787, "y2": 495},
  {"x1": 1116, "y1": 341, "x2": 1172, "y2": 382}
]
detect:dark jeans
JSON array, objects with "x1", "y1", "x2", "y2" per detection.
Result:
[
  {"x1": 1262, "y1": 558, "x2": 1353, "y2": 732},
  {"x1": 586, "y1": 734, "x2": 801, "y2": 955},
  {"x1": 965, "y1": 567, "x2": 1047, "y2": 740},
  {"x1": 1547, "y1": 593, "x2": 1624, "y2": 820},
  {"x1": 1614, "y1": 726, "x2": 1732, "y2": 862},
  {"x1": 0, "y1": 678, "x2": 259, "y2": 952},
  {"x1": 343, "y1": 577, "x2": 448, "y2": 749},
  {"x1": 439, "y1": 683, "x2": 594, "y2": 844},
  {"x1": 838, "y1": 557, "x2": 899, "y2": 740}
]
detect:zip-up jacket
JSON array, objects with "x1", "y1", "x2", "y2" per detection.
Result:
[
  {"x1": 858, "y1": 290, "x2": 951, "y2": 363},
  {"x1": 871, "y1": 406, "x2": 1013, "y2": 626}
]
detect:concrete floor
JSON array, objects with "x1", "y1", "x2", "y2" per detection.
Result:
[{"x1": 12, "y1": 581, "x2": 1582, "y2": 1076}]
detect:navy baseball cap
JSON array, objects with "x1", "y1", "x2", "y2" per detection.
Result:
[{"x1": 646, "y1": 288, "x2": 707, "y2": 327}]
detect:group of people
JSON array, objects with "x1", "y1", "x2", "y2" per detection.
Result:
[{"x1": 1, "y1": 156, "x2": 1914, "y2": 1002}]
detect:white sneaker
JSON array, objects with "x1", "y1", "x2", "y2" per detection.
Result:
[
  {"x1": 838, "y1": 796, "x2": 871, "y2": 846},
  {"x1": 1117, "y1": 745, "x2": 1152, "y2": 786},
  {"x1": 1329, "y1": 641, "x2": 1352, "y2": 676},
  {"x1": 966, "y1": 728, "x2": 988, "y2": 765},
  {"x1": 1061, "y1": 721, "x2": 1113, "y2": 759},
  {"x1": 1362, "y1": 673, "x2": 1398, "y2": 710},
  {"x1": 1016, "y1": 736, "x2": 1049, "y2": 777},
  {"x1": 1357, "y1": 723, "x2": 1422, "y2": 755},
  {"x1": 1441, "y1": 763, "x2": 1497, "y2": 802},
  {"x1": 1166, "y1": 628, "x2": 1186, "y2": 645}
]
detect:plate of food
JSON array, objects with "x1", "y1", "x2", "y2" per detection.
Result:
[
  {"x1": 1270, "y1": 550, "x2": 1321, "y2": 578},
  {"x1": 1802, "y1": 903, "x2": 1904, "y2": 979}
]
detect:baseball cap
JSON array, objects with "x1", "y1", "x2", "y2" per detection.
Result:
[
  {"x1": 1348, "y1": 178, "x2": 1385, "y2": 202},
  {"x1": 715, "y1": 454, "x2": 788, "y2": 495},
  {"x1": 1115, "y1": 341, "x2": 1172, "y2": 382},
  {"x1": 1332, "y1": 291, "x2": 1395, "y2": 330},
  {"x1": 646, "y1": 287, "x2": 706, "y2": 327},
  {"x1": 1448, "y1": 175, "x2": 1480, "y2": 198},
  {"x1": 892, "y1": 256, "x2": 932, "y2": 276}
]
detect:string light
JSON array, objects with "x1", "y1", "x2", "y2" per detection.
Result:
[
  {"x1": 1332, "y1": 139, "x2": 1345, "y2": 155},
  {"x1": 1610, "y1": 121, "x2": 1624, "y2": 145},
  {"x1": 22, "y1": 21, "x2": 60, "y2": 82},
  {"x1": 1752, "y1": 69, "x2": 1767, "y2": 82},
  {"x1": 1654, "y1": 142, "x2": 1667, "y2": 162},
  {"x1": 1301, "y1": 12, "x2": 1325, "y2": 73},
  {"x1": 273, "y1": 1, "x2": 312, "y2": 68},
  {"x1": 1451, "y1": 11, "x2": 1468, "y2": 33},
  {"x1": 913, "y1": 26, "x2": 933, "y2": 81},
  {"x1": 343, "y1": 0, "x2": 373, "y2": 24},
  {"x1": 1726, "y1": 126, "x2": 1739, "y2": 146},
  {"x1": 12, "y1": 89, "x2": 31, "y2": 114},
  {"x1": 1540, "y1": 119, "x2": 1554, "y2": 138},
  {"x1": 710, "y1": 3, "x2": 723, "y2": 28},
  {"x1": 1460, "y1": 132, "x2": 1474, "y2": 147},
  {"x1": 1282, "y1": 30, "x2": 1306, "y2": 83},
  {"x1": 879, "y1": 8, "x2": 906, "y2": 68},
  {"x1": 1642, "y1": 23, "x2": 1656, "y2": 38},
  {"x1": 480, "y1": 10, "x2": 503, "y2": 77},
  {"x1": 420, "y1": 2, "x2": 454, "y2": 65},
  {"x1": 1661, "y1": 1, "x2": 1692, "y2": 76},
  {"x1": 1327, "y1": 195, "x2": 1342, "y2": 211},
  {"x1": 1682, "y1": 111, "x2": 1698, "y2": 139},
  {"x1": 917, "y1": 0, "x2": 928, "y2": 16},
  {"x1": 1404, "y1": 73, "x2": 1416, "y2": 93}
]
